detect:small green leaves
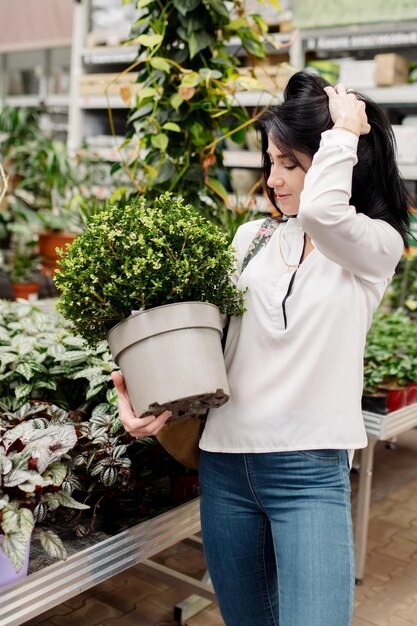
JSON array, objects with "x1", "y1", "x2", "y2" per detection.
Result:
[
  {"x1": 151, "y1": 133, "x2": 169, "y2": 151},
  {"x1": 150, "y1": 57, "x2": 171, "y2": 73},
  {"x1": 55, "y1": 193, "x2": 246, "y2": 346},
  {"x1": 39, "y1": 529, "x2": 68, "y2": 561},
  {"x1": 162, "y1": 122, "x2": 181, "y2": 132},
  {"x1": 136, "y1": 34, "x2": 163, "y2": 48}
]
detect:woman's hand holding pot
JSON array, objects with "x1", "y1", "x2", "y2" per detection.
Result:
[{"x1": 111, "y1": 371, "x2": 172, "y2": 438}]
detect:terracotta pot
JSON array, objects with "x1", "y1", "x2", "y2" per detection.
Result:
[
  {"x1": 0, "y1": 535, "x2": 30, "y2": 588},
  {"x1": 107, "y1": 302, "x2": 229, "y2": 422},
  {"x1": 12, "y1": 282, "x2": 40, "y2": 301},
  {"x1": 406, "y1": 383, "x2": 417, "y2": 405},
  {"x1": 38, "y1": 232, "x2": 76, "y2": 277}
]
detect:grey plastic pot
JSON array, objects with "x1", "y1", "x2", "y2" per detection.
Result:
[{"x1": 107, "y1": 301, "x2": 229, "y2": 421}]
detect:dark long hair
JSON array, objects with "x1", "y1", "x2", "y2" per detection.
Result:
[{"x1": 255, "y1": 70, "x2": 412, "y2": 247}]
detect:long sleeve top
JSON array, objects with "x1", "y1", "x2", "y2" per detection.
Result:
[{"x1": 199, "y1": 129, "x2": 404, "y2": 453}]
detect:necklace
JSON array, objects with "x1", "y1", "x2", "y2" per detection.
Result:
[{"x1": 278, "y1": 225, "x2": 303, "y2": 272}]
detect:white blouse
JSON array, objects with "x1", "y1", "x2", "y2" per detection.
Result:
[{"x1": 199, "y1": 129, "x2": 404, "y2": 453}]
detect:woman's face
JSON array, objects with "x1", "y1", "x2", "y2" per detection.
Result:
[{"x1": 266, "y1": 135, "x2": 312, "y2": 217}]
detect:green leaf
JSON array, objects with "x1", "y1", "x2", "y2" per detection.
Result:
[
  {"x1": 162, "y1": 122, "x2": 181, "y2": 133},
  {"x1": 15, "y1": 362, "x2": 35, "y2": 381},
  {"x1": 100, "y1": 466, "x2": 118, "y2": 486},
  {"x1": 62, "y1": 335, "x2": 86, "y2": 348},
  {"x1": 199, "y1": 68, "x2": 222, "y2": 82},
  {"x1": 42, "y1": 461, "x2": 67, "y2": 487},
  {"x1": 111, "y1": 162, "x2": 122, "y2": 175},
  {"x1": 154, "y1": 160, "x2": 175, "y2": 184},
  {"x1": 226, "y1": 17, "x2": 248, "y2": 30},
  {"x1": 173, "y1": 0, "x2": 201, "y2": 16},
  {"x1": 39, "y1": 529, "x2": 68, "y2": 561},
  {"x1": 129, "y1": 103, "x2": 154, "y2": 122},
  {"x1": 47, "y1": 344, "x2": 67, "y2": 359},
  {"x1": 137, "y1": 0, "x2": 153, "y2": 7},
  {"x1": 241, "y1": 37, "x2": 266, "y2": 59},
  {"x1": 56, "y1": 492, "x2": 90, "y2": 510},
  {"x1": 35, "y1": 379, "x2": 58, "y2": 390},
  {"x1": 151, "y1": 133, "x2": 169, "y2": 151},
  {"x1": 136, "y1": 34, "x2": 163, "y2": 48},
  {"x1": 205, "y1": 0, "x2": 229, "y2": 17},
  {"x1": 170, "y1": 93, "x2": 184, "y2": 111},
  {"x1": 208, "y1": 178, "x2": 228, "y2": 199},
  {"x1": 150, "y1": 57, "x2": 171, "y2": 73},
  {"x1": 188, "y1": 31, "x2": 214, "y2": 59},
  {"x1": 137, "y1": 87, "x2": 157, "y2": 103},
  {"x1": 180, "y1": 72, "x2": 201, "y2": 88},
  {"x1": 73, "y1": 367, "x2": 104, "y2": 381},
  {"x1": 2, "y1": 532, "x2": 31, "y2": 573},
  {"x1": 14, "y1": 383, "x2": 33, "y2": 401}
]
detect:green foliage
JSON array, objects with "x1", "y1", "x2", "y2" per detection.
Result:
[
  {"x1": 364, "y1": 308, "x2": 417, "y2": 393},
  {"x1": 55, "y1": 193, "x2": 246, "y2": 346},
  {"x1": 0, "y1": 106, "x2": 39, "y2": 160},
  {"x1": 0, "y1": 301, "x2": 162, "y2": 541},
  {"x1": 0, "y1": 300, "x2": 117, "y2": 410},
  {"x1": 115, "y1": 0, "x2": 271, "y2": 222},
  {"x1": 1, "y1": 248, "x2": 41, "y2": 284},
  {"x1": 0, "y1": 402, "x2": 89, "y2": 572}
]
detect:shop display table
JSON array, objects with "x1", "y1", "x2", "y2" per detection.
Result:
[
  {"x1": 355, "y1": 403, "x2": 417, "y2": 582},
  {"x1": 0, "y1": 499, "x2": 213, "y2": 626},
  {"x1": 2, "y1": 405, "x2": 417, "y2": 625}
]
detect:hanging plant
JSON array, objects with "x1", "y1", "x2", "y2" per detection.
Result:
[{"x1": 108, "y1": 0, "x2": 280, "y2": 231}]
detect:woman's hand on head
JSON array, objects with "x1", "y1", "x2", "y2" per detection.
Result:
[
  {"x1": 111, "y1": 371, "x2": 172, "y2": 438},
  {"x1": 324, "y1": 83, "x2": 371, "y2": 136}
]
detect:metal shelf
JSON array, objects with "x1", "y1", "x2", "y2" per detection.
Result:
[
  {"x1": 78, "y1": 94, "x2": 130, "y2": 109},
  {"x1": 1, "y1": 94, "x2": 69, "y2": 108},
  {"x1": 300, "y1": 22, "x2": 417, "y2": 52},
  {"x1": 0, "y1": 499, "x2": 201, "y2": 626},
  {"x1": 82, "y1": 45, "x2": 138, "y2": 65},
  {"x1": 358, "y1": 85, "x2": 417, "y2": 105},
  {"x1": 224, "y1": 150, "x2": 262, "y2": 168}
]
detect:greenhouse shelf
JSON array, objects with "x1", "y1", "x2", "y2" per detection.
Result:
[{"x1": 0, "y1": 499, "x2": 206, "y2": 626}]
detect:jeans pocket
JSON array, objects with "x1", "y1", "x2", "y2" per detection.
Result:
[{"x1": 296, "y1": 449, "x2": 340, "y2": 463}]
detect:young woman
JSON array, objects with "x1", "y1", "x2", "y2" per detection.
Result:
[{"x1": 112, "y1": 71, "x2": 411, "y2": 626}]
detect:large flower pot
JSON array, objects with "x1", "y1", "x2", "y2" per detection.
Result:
[
  {"x1": 107, "y1": 302, "x2": 229, "y2": 422},
  {"x1": 39, "y1": 232, "x2": 76, "y2": 277},
  {"x1": 0, "y1": 536, "x2": 30, "y2": 588},
  {"x1": 12, "y1": 282, "x2": 40, "y2": 301}
]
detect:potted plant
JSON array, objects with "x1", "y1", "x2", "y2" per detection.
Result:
[
  {"x1": 55, "y1": 193, "x2": 246, "y2": 421},
  {"x1": 1, "y1": 242, "x2": 41, "y2": 301},
  {"x1": 11, "y1": 137, "x2": 81, "y2": 276},
  {"x1": 109, "y1": 0, "x2": 272, "y2": 231},
  {"x1": 0, "y1": 401, "x2": 89, "y2": 587},
  {"x1": 363, "y1": 309, "x2": 414, "y2": 413}
]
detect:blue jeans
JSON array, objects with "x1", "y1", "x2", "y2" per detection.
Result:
[{"x1": 199, "y1": 449, "x2": 354, "y2": 626}]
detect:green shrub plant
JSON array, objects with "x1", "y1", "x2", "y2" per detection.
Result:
[{"x1": 55, "y1": 193, "x2": 246, "y2": 347}]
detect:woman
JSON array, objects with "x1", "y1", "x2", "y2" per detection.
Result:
[{"x1": 112, "y1": 71, "x2": 411, "y2": 626}]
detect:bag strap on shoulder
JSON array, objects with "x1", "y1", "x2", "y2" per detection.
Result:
[{"x1": 241, "y1": 216, "x2": 281, "y2": 272}]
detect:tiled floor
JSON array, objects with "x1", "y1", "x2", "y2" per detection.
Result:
[{"x1": 24, "y1": 430, "x2": 417, "y2": 626}]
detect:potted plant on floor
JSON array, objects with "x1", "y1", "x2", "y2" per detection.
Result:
[
  {"x1": 2, "y1": 247, "x2": 41, "y2": 301},
  {"x1": 0, "y1": 402, "x2": 89, "y2": 587},
  {"x1": 55, "y1": 193, "x2": 246, "y2": 422}
]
